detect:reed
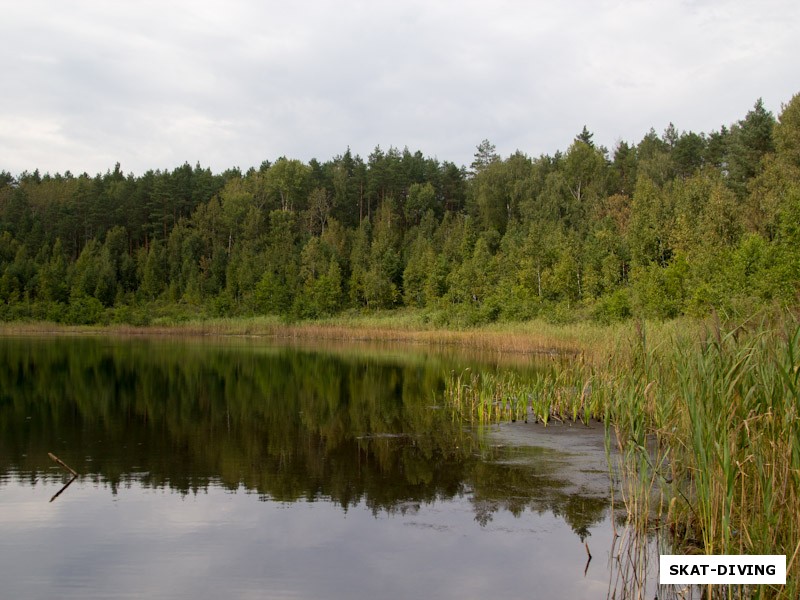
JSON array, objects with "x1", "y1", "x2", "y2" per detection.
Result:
[
  {"x1": 0, "y1": 313, "x2": 621, "y2": 357},
  {"x1": 608, "y1": 319, "x2": 798, "y2": 598},
  {"x1": 444, "y1": 313, "x2": 800, "y2": 598},
  {"x1": 443, "y1": 369, "x2": 530, "y2": 425}
]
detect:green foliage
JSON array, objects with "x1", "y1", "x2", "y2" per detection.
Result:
[
  {"x1": 592, "y1": 288, "x2": 632, "y2": 323},
  {"x1": 631, "y1": 257, "x2": 689, "y2": 319},
  {"x1": 265, "y1": 158, "x2": 311, "y2": 212},
  {"x1": 726, "y1": 98, "x2": 775, "y2": 196},
  {"x1": 402, "y1": 235, "x2": 436, "y2": 308},
  {"x1": 64, "y1": 295, "x2": 106, "y2": 325},
  {"x1": 139, "y1": 240, "x2": 167, "y2": 300},
  {"x1": 2, "y1": 92, "x2": 800, "y2": 325},
  {"x1": 294, "y1": 237, "x2": 344, "y2": 318},
  {"x1": 110, "y1": 303, "x2": 152, "y2": 326},
  {"x1": 38, "y1": 239, "x2": 69, "y2": 303},
  {"x1": 404, "y1": 182, "x2": 436, "y2": 226}
]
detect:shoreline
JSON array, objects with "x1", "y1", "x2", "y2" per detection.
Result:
[{"x1": 0, "y1": 316, "x2": 617, "y2": 356}]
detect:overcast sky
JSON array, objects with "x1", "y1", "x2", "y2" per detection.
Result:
[{"x1": 1, "y1": 0, "x2": 798, "y2": 176}]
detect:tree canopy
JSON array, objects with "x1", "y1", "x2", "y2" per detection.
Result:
[{"x1": 1, "y1": 94, "x2": 799, "y2": 325}]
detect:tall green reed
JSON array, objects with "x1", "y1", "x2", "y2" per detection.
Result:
[
  {"x1": 444, "y1": 314, "x2": 800, "y2": 598},
  {"x1": 613, "y1": 318, "x2": 799, "y2": 598}
]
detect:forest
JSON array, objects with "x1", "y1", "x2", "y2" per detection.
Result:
[{"x1": 1, "y1": 93, "x2": 799, "y2": 326}]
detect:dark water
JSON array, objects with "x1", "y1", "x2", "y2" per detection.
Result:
[{"x1": 0, "y1": 335, "x2": 626, "y2": 599}]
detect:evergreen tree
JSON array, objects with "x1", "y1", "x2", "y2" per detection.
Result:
[
  {"x1": 470, "y1": 139, "x2": 499, "y2": 175},
  {"x1": 726, "y1": 98, "x2": 776, "y2": 196}
]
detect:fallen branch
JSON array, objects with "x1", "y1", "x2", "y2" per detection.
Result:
[{"x1": 48, "y1": 452, "x2": 78, "y2": 477}]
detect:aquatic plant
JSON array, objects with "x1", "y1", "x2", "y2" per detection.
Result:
[
  {"x1": 443, "y1": 369, "x2": 529, "y2": 425},
  {"x1": 444, "y1": 313, "x2": 800, "y2": 599}
]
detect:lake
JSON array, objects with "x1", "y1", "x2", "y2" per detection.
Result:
[{"x1": 0, "y1": 335, "x2": 651, "y2": 599}]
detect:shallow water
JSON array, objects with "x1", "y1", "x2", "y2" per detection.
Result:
[{"x1": 0, "y1": 335, "x2": 646, "y2": 599}]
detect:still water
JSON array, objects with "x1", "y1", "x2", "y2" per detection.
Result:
[{"x1": 1, "y1": 335, "x2": 627, "y2": 599}]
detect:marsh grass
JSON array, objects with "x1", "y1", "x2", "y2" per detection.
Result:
[
  {"x1": 443, "y1": 369, "x2": 530, "y2": 425},
  {"x1": 444, "y1": 314, "x2": 800, "y2": 598},
  {"x1": 0, "y1": 313, "x2": 621, "y2": 359}
]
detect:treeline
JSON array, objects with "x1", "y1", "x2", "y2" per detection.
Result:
[{"x1": 1, "y1": 94, "x2": 799, "y2": 325}]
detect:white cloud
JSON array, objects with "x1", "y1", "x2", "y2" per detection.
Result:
[{"x1": 1, "y1": 0, "x2": 798, "y2": 175}]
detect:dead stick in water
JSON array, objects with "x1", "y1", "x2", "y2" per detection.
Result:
[
  {"x1": 585, "y1": 541, "x2": 592, "y2": 559},
  {"x1": 48, "y1": 452, "x2": 78, "y2": 476}
]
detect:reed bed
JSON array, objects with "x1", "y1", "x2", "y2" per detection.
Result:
[
  {"x1": 443, "y1": 369, "x2": 531, "y2": 424},
  {"x1": 444, "y1": 314, "x2": 800, "y2": 599},
  {"x1": 443, "y1": 364, "x2": 601, "y2": 426},
  {"x1": 0, "y1": 315, "x2": 598, "y2": 356}
]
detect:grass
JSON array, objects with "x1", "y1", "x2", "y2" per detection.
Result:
[
  {"x1": 0, "y1": 310, "x2": 626, "y2": 357},
  {"x1": 443, "y1": 312, "x2": 800, "y2": 599}
]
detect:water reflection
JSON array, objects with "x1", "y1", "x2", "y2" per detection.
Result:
[
  {"x1": 2, "y1": 480, "x2": 618, "y2": 600},
  {"x1": 0, "y1": 336, "x2": 610, "y2": 533},
  {"x1": 0, "y1": 335, "x2": 622, "y2": 599}
]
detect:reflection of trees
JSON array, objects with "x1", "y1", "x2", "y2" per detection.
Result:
[
  {"x1": 469, "y1": 447, "x2": 609, "y2": 538},
  {"x1": 0, "y1": 337, "x2": 610, "y2": 537},
  {"x1": 551, "y1": 495, "x2": 609, "y2": 541}
]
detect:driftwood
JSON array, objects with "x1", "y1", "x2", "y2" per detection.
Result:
[{"x1": 48, "y1": 452, "x2": 78, "y2": 476}]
